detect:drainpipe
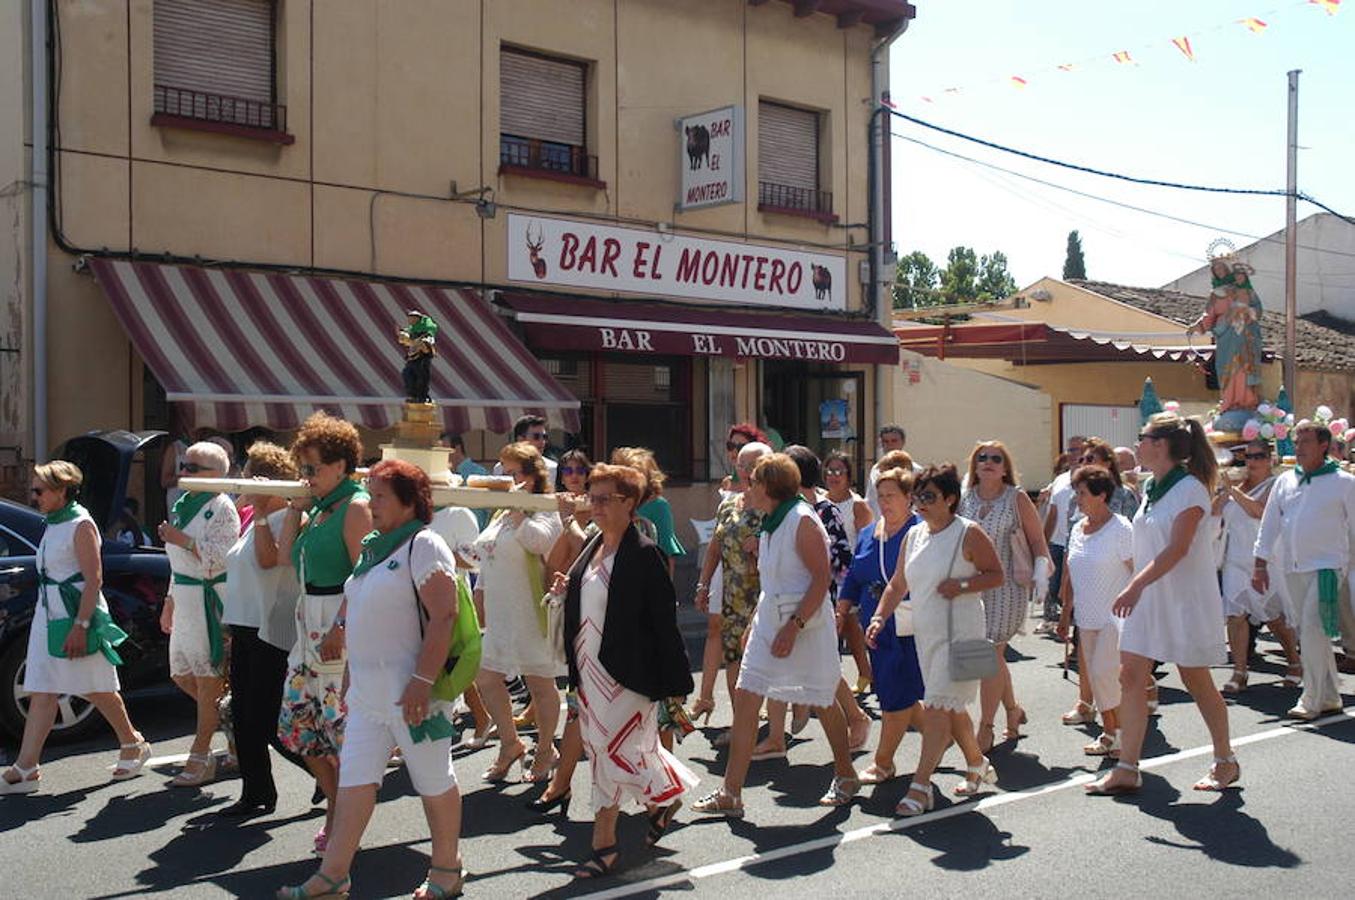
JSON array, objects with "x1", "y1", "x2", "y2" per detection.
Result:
[
  {"x1": 870, "y1": 16, "x2": 909, "y2": 454},
  {"x1": 30, "y1": 0, "x2": 49, "y2": 462}
]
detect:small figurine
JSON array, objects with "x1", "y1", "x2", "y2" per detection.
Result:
[{"x1": 398, "y1": 309, "x2": 438, "y2": 404}]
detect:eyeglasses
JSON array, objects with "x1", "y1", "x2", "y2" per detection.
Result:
[
  {"x1": 560, "y1": 465, "x2": 589, "y2": 476},
  {"x1": 586, "y1": 492, "x2": 625, "y2": 506},
  {"x1": 824, "y1": 467, "x2": 848, "y2": 476},
  {"x1": 526, "y1": 431, "x2": 549, "y2": 441},
  {"x1": 913, "y1": 490, "x2": 940, "y2": 506},
  {"x1": 1079, "y1": 454, "x2": 1104, "y2": 465},
  {"x1": 726, "y1": 441, "x2": 748, "y2": 452},
  {"x1": 179, "y1": 462, "x2": 208, "y2": 474},
  {"x1": 299, "y1": 463, "x2": 320, "y2": 478},
  {"x1": 975, "y1": 452, "x2": 1004, "y2": 464},
  {"x1": 1244, "y1": 452, "x2": 1270, "y2": 461}
]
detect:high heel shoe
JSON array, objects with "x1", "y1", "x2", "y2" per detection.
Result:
[
  {"x1": 171, "y1": 752, "x2": 217, "y2": 788},
  {"x1": 521, "y1": 747, "x2": 558, "y2": 784},
  {"x1": 112, "y1": 739, "x2": 152, "y2": 781},
  {"x1": 275, "y1": 872, "x2": 350, "y2": 899},
  {"x1": 1004, "y1": 705, "x2": 1028, "y2": 741},
  {"x1": 688, "y1": 697, "x2": 716, "y2": 725},
  {"x1": 976, "y1": 722, "x2": 995, "y2": 754},
  {"x1": 481, "y1": 744, "x2": 526, "y2": 783},
  {"x1": 526, "y1": 789, "x2": 572, "y2": 816},
  {"x1": 953, "y1": 756, "x2": 997, "y2": 796}
]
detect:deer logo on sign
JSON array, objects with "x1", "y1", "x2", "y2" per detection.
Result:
[{"x1": 525, "y1": 221, "x2": 548, "y2": 279}]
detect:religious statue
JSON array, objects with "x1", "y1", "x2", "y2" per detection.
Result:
[
  {"x1": 398, "y1": 310, "x2": 438, "y2": 404},
  {"x1": 1188, "y1": 255, "x2": 1264, "y2": 417}
]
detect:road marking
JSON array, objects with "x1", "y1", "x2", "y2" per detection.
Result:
[{"x1": 580, "y1": 707, "x2": 1353, "y2": 899}]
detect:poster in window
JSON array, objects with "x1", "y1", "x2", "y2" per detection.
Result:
[{"x1": 819, "y1": 398, "x2": 852, "y2": 440}]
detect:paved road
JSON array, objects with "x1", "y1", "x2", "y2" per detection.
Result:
[{"x1": 2, "y1": 620, "x2": 1351, "y2": 899}]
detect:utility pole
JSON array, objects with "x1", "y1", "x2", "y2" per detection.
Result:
[{"x1": 1284, "y1": 70, "x2": 1300, "y2": 398}]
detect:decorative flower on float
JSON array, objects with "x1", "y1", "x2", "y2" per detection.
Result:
[{"x1": 1241, "y1": 403, "x2": 1296, "y2": 444}]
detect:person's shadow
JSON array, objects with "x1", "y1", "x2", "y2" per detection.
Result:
[
  {"x1": 1135, "y1": 782, "x2": 1301, "y2": 868},
  {"x1": 887, "y1": 806, "x2": 1030, "y2": 871}
]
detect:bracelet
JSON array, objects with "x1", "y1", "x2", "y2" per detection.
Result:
[
  {"x1": 869, "y1": 615, "x2": 885, "y2": 624},
  {"x1": 410, "y1": 672, "x2": 435, "y2": 686},
  {"x1": 253, "y1": 518, "x2": 271, "y2": 529},
  {"x1": 695, "y1": 583, "x2": 709, "y2": 592}
]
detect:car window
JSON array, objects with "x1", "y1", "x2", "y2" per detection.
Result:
[{"x1": 57, "y1": 439, "x2": 121, "y2": 528}]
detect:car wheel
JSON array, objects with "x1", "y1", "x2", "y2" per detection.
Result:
[{"x1": 0, "y1": 635, "x2": 104, "y2": 743}]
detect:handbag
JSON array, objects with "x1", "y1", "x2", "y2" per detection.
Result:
[
  {"x1": 541, "y1": 587, "x2": 567, "y2": 669},
  {"x1": 1010, "y1": 515, "x2": 1035, "y2": 589},
  {"x1": 410, "y1": 541, "x2": 483, "y2": 702},
  {"x1": 892, "y1": 527, "x2": 914, "y2": 637},
  {"x1": 946, "y1": 523, "x2": 999, "y2": 682},
  {"x1": 771, "y1": 593, "x2": 827, "y2": 632}
]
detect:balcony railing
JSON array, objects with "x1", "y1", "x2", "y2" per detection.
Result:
[
  {"x1": 500, "y1": 135, "x2": 598, "y2": 182},
  {"x1": 758, "y1": 181, "x2": 834, "y2": 217},
  {"x1": 153, "y1": 84, "x2": 287, "y2": 134}
]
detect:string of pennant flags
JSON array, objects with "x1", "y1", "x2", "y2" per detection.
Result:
[{"x1": 917, "y1": 0, "x2": 1342, "y2": 104}]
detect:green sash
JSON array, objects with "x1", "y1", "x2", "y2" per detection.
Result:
[
  {"x1": 351, "y1": 519, "x2": 424, "y2": 579},
  {"x1": 42, "y1": 571, "x2": 127, "y2": 666},
  {"x1": 1142, "y1": 465, "x2": 1188, "y2": 511},
  {"x1": 761, "y1": 496, "x2": 806, "y2": 535},
  {"x1": 171, "y1": 491, "x2": 213, "y2": 530},
  {"x1": 44, "y1": 501, "x2": 85, "y2": 525},
  {"x1": 173, "y1": 572, "x2": 228, "y2": 668},
  {"x1": 1296, "y1": 459, "x2": 1339, "y2": 485}
]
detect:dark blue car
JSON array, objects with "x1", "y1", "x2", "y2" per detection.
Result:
[{"x1": 0, "y1": 431, "x2": 172, "y2": 742}]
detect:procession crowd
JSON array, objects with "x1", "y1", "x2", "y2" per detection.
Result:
[{"x1": 4, "y1": 409, "x2": 1355, "y2": 898}]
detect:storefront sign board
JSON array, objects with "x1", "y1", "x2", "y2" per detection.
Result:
[{"x1": 675, "y1": 105, "x2": 743, "y2": 211}]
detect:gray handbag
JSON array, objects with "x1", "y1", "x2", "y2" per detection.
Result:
[{"x1": 946, "y1": 522, "x2": 999, "y2": 682}]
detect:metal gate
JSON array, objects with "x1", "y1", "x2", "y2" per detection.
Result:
[{"x1": 1060, "y1": 403, "x2": 1139, "y2": 450}]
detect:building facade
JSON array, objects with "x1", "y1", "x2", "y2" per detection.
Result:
[{"x1": 14, "y1": 0, "x2": 912, "y2": 555}]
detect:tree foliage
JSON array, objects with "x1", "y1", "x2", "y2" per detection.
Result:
[
  {"x1": 893, "y1": 246, "x2": 1018, "y2": 308},
  {"x1": 892, "y1": 250, "x2": 940, "y2": 308},
  {"x1": 1063, "y1": 230, "x2": 1087, "y2": 280}
]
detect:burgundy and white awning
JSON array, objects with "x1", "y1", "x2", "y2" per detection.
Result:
[{"x1": 88, "y1": 259, "x2": 580, "y2": 434}]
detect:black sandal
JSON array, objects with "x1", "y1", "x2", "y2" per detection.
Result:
[
  {"x1": 573, "y1": 845, "x2": 619, "y2": 880},
  {"x1": 645, "y1": 800, "x2": 682, "y2": 846}
]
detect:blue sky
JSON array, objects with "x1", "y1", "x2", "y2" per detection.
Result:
[{"x1": 886, "y1": 0, "x2": 1354, "y2": 290}]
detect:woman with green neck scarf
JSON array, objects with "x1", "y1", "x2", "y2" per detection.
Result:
[
  {"x1": 694, "y1": 453, "x2": 858, "y2": 818},
  {"x1": 157, "y1": 439, "x2": 241, "y2": 787},
  {"x1": 1087, "y1": 412, "x2": 1235, "y2": 796},
  {"x1": 2, "y1": 461, "x2": 151, "y2": 795},
  {"x1": 279, "y1": 460, "x2": 464, "y2": 900},
  {"x1": 276, "y1": 413, "x2": 372, "y2": 857}
]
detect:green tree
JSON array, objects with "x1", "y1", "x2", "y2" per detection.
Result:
[
  {"x1": 976, "y1": 251, "x2": 1018, "y2": 302},
  {"x1": 940, "y1": 246, "x2": 979, "y2": 304},
  {"x1": 892, "y1": 250, "x2": 940, "y2": 308},
  {"x1": 1063, "y1": 230, "x2": 1087, "y2": 280}
]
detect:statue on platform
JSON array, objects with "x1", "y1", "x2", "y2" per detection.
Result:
[
  {"x1": 1188, "y1": 254, "x2": 1264, "y2": 417},
  {"x1": 398, "y1": 310, "x2": 438, "y2": 404}
]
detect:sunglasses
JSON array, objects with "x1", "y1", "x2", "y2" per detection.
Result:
[
  {"x1": 824, "y1": 467, "x2": 848, "y2": 476},
  {"x1": 913, "y1": 490, "x2": 940, "y2": 506},
  {"x1": 299, "y1": 463, "x2": 320, "y2": 478},
  {"x1": 525, "y1": 432, "x2": 549, "y2": 441},
  {"x1": 179, "y1": 462, "x2": 209, "y2": 474},
  {"x1": 560, "y1": 465, "x2": 589, "y2": 476},
  {"x1": 587, "y1": 492, "x2": 625, "y2": 506},
  {"x1": 1244, "y1": 452, "x2": 1270, "y2": 461},
  {"x1": 975, "y1": 452, "x2": 1004, "y2": 464},
  {"x1": 726, "y1": 441, "x2": 748, "y2": 452}
]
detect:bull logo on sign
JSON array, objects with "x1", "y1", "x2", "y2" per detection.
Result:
[
  {"x1": 812, "y1": 265, "x2": 832, "y2": 301},
  {"x1": 525, "y1": 221, "x2": 548, "y2": 279},
  {"x1": 685, "y1": 124, "x2": 710, "y2": 171}
]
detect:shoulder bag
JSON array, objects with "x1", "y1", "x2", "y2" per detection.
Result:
[
  {"x1": 410, "y1": 539, "x2": 483, "y2": 702},
  {"x1": 892, "y1": 527, "x2": 915, "y2": 637},
  {"x1": 1009, "y1": 491, "x2": 1035, "y2": 588},
  {"x1": 947, "y1": 522, "x2": 999, "y2": 682}
]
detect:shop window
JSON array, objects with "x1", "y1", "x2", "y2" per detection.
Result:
[
  {"x1": 758, "y1": 100, "x2": 832, "y2": 219},
  {"x1": 762, "y1": 361, "x2": 863, "y2": 489},
  {"x1": 499, "y1": 49, "x2": 599, "y2": 183},
  {"x1": 152, "y1": 0, "x2": 290, "y2": 139}
]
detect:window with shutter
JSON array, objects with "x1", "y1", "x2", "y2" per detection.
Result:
[
  {"x1": 152, "y1": 0, "x2": 285, "y2": 134},
  {"x1": 758, "y1": 101, "x2": 830, "y2": 216},
  {"x1": 499, "y1": 49, "x2": 595, "y2": 181}
]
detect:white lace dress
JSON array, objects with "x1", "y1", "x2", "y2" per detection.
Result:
[
  {"x1": 166, "y1": 494, "x2": 240, "y2": 677},
  {"x1": 905, "y1": 517, "x2": 984, "y2": 711},
  {"x1": 22, "y1": 510, "x2": 120, "y2": 695},
  {"x1": 473, "y1": 510, "x2": 563, "y2": 678}
]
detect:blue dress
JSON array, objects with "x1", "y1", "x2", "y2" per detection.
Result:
[{"x1": 842, "y1": 517, "x2": 926, "y2": 713}]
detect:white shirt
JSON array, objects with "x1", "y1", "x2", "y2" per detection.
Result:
[
  {"x1": 1066, "y1": 514, "x2": 1134, "y2": 630},
  {"x1": 1254, "y1": 466, "x2": 1355, "y2": 574},
  {"x1": 223, "y1": 508, "x2": 300, "y2": 650},
  {"x1": 431, "y1": 506, "x2": 481, "y2": 567},
  {"x1": 1047, "y1": 471, "x2": 1074, "y2": 548}
]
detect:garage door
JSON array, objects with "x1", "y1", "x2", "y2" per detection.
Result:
[{"x1": 1061, "y1": 404, "x2": 1139, "y2": 450}]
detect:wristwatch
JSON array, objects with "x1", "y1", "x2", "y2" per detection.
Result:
[
  {"x1": 959, "y1": 579, "x2": 971, "y2": 592},
  {"x1": 791, "y1": 613, "x2": 807, "y2": 630},
  {"x1": 332, "y1": 617, "x2": 346, "y2": 630},
  {"x1": 75, "y1": 617, "x2": 91, "y2": 629}
]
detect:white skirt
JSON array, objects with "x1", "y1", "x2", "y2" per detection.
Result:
[
  {"x1": 22, "y1": 602, "x2": 120, "y2": 696},
  {"x1": 736, "y1": 594, "x2": 839, "y2": 707},
  {"x1": 169, "y1": 584, "x2": 221, "y2": 677},
  {"x1": 1221, "y1": 558, "x2": 1284, "y2": 623}
]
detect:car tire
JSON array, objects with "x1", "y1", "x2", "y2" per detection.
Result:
[{"x1": 0, "y1": 635, "x2": 104, "y2": 744}]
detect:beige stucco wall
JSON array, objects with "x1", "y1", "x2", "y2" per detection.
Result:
[
  {"x1": 987, "y1": 277, "x2": 1191, "y2": 345},
  {"x1": 1, "y1": 0, "x2": 29, "y2": 474}
]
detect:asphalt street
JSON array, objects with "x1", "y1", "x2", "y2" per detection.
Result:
[{"x1": 2, "y1": 616, "x2": 1351, "y2": 899}]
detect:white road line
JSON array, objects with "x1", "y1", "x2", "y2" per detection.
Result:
[{"x1": 580, "y1": 708, "x2": 1353, "y2": 899}]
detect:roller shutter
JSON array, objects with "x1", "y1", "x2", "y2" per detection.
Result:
[
  {"x1": 759, "y1": 101, "x2": 819, "y2": 190},
  {"x1": 500, "y1": 50, "x2": 586, "y2": 146},
  {"x1": 154, "y1": 0, "x2": 274, "y2": 103}
]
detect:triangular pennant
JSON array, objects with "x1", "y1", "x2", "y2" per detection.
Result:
[
  {"x1": 1239, "y1": 17, "x2": 1268, "y2": 32},
  {"x1": 1112, "y1": 50, "x2": 1133, "y2": 64},
  {"x1": 1309, "y1": 0, "x2": 1340, "y2": 15},
  {"x1": 1057, "y1": 63, "x2": 1076, "y2": 72},
  {"x1": 1010, "y1": 75, "x2": 1028, "y2": 88},
  {"x1": 1171, "y1": 36, "x2": 1195, "y2": 61}
]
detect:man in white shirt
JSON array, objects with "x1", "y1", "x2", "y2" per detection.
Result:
[
  {"x1": 491, "y1": 414, "x2": 558, "y2": 484},
  {"x1": 864, "y1": 423, "x2": 921, "y2": 515},
  {"x1": 1253, "y1": 420, "x2": 1355, "y2": 719},
  {"x1": 1035, "y1": 435, "x2": 1086, "y2": 633}
]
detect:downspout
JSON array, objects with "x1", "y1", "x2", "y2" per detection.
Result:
[
  {"x1": 31, "y1": 0, "x2": 48, "y2": 461},
  {"x1": 869, "y1": 16, "x2": 909, "y2": 452}
]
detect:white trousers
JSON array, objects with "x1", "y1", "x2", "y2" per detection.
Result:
[{"x1": 1284, "y1": 571, "x2": 1343, "y2": 713}]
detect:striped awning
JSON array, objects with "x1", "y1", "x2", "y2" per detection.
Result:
[{"x1": 88, "y1": 258, "x2": 580, "y2": 434}]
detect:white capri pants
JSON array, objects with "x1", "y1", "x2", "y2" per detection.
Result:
[
  {"x1": 338, "y1": 705, "x2": 458, "y2": 797},
  {"x1": 1080, "y1": 626, "x2": 1122, "y2": 713}
]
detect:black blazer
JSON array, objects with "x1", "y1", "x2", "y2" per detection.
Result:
[{"x1": 564, "y1": 523, "x2": 694, "y2": 702}]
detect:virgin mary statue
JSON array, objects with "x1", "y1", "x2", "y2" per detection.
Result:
[{"x1": 1188, "y1": 258, "x2": 1264, "y2": 413}]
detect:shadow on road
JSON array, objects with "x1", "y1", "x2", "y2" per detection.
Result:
[{"x1": 1135, "y1": 784, "x2": 1302, "y2": 868}]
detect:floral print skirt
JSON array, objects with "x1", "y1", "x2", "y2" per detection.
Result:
[{"x1": 277, "y1": 592, "x2": 346, "y2": 757}]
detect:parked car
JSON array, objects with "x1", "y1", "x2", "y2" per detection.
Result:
[{"x1": 0, "y1": 431, "x2": 172, "y2": 742}]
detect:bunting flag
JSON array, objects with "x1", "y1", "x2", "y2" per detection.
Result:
[
  {"x1": 1171, "y1": 36, "x2": 1196, "y2": 61},
  {"x1": 1309, "y1": 0, "x2": 1340, "y2": 14},
  {"x1": 1112, "y1": 50, "x2": 1133, "y2": 64},
  {"x1": 1057, "y1": 63, "x2": 1076, "y2": 72},
  {"x1": 1240, "y1": 16, "x2": 1268, "y2": 32},
  {"x1": 1010, "y1": 75, "x2": 1028, "y2": 88}
]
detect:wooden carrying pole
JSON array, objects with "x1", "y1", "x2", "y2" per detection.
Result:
[{"x1": 178, "y1": 477, "x2": 560, "y2": 513}]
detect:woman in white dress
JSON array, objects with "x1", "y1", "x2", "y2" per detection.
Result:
[
  {"x1": 1213, "y1": 438, "x2": 1301, "y2": 695},
  {"x1": 557, "y1": 463, "x2": 698, "y2": 879},
  {"x1": 278, "y1": 460, "x2": 465, "y2": 900},
  {"x1": 1057, "y1": 466, "x2": 1134, "y2": 756},
  {"x1": 1, "y1": 461, "x2": 152, "y2": 794},
  {"x1": 868, "y1": 464, "x2": 1006, "y2": 816},
  {"x1": 1087, "y1": 412, "x2": 1237, "y2": 795},
  {"x1": 472, "y1": 441, "x2": 563, "y2": 783},
  {"x1": 693, "y1": 453, "x2": 858, "y2": 817},
  {"x1": 158, "y1": 440, "x2": 240, "y2": 787}
]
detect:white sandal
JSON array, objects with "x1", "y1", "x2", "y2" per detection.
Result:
[
  {"x1": 112, "y1": 740, "x2": 152, "y2": 781},
  {"x1": 1082, "y1": 732, "x2": 1120, "y2": 757},
  {"x1": 1061, "y1": 701, "x2": 1096, "y2": 726},
  {"x1": 953, "y1": 756, "x2": 997, "y2": 796},
  {"x1": 1221, "y1": 671, "x2": 1248, "y2": 696},
  {"x1": 171, "y1": 752, "x2": 217, "y2": 788},
  {"x1": 894, "y1": 781, "x2": 934, "y2": 817},
  {"x1": 1193, "y1": 755, "x2": 1241, "y2": 792},
  {"x1": 0, "y1": 764, "x2": 40, "y2": 795},
  {"x1": 818, "y1": 775, "x2": 860, "y2": 807},
  {"x1": 1085, "y1": 761, "x2": 1141, "y2": 795}
]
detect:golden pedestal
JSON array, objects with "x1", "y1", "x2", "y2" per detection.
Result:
[{"x1": 380, "y1": 401, "x2": 452, "y2": 483}]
